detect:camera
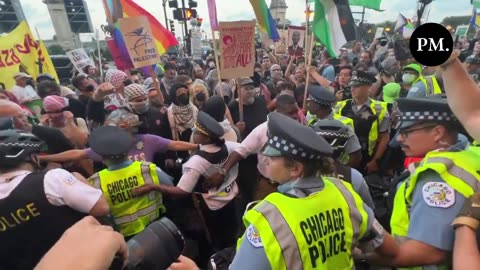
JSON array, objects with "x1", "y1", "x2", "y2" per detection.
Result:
[
  {"x1": 110, "y1": 217, "x2": 185, "y2": 270},
  {"x1": 378, "y1": 38, "x2": 388, "y2": 47}
]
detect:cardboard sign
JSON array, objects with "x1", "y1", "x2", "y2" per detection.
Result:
[
  {"x1": 374, "y1": 27, "x2": 384, "y2": 39},
  {"x1": 287, "y1": 26, "x2": 305, "y2": 57},
  {"x1": 456, "y1": 25, "x2": 469, "y2": 37},
  {"x1": 66, "y1": 48, "x2": 94, "y2": 73},
  {"x1": 274, "y1": 29, "x2": 288, "y2": 55},
  {"x1": 219, "y1": 20, "x2": 256, "y2": 79},
  {"x1": 118, "y1": 16, "x2": 160, "y2": 68},
  {"x1": 191, "y1": 30, "x2": 203, "y2": 59}
]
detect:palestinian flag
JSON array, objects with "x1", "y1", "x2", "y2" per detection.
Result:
[{"x1": 312, "y1": 0, "x2": 357, "y2": 58}]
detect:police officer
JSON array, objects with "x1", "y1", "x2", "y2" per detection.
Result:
[
  {"x1": 228, "y1": 112, "x2": 396, "y2": 269},
  {"x1": 87, "y1": 126, "x2": 173, "y2": 238},
  {"x1": 133, "y1": 112, "x2": 241, "y2": 264},
  {"x1": 306, "y1": 85, "x2": 362, "y2": 168},
  {"x1": 359, "y1": 97, "x2": 480, "y2": 268},
  {"x1": 311, "y1": 119, "x2": 375, "y2": 209},
  {"x1": 0, "y1": 130, "x2": 109, "y2": 269},
  {"x1": 464, "y1": 55, "x2": 480, "y2": 83},
  {"x1": 334, "y1": 70, "x2": 390, "y2": 174}
]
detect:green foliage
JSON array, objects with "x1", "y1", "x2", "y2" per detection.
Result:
[{"x1": 47, "y1": 44, "x2": 65, "y2": 55}]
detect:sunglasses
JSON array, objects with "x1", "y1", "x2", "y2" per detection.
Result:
[{"x1": 398, "y1": 124, "x2": 437, "y2": 138}]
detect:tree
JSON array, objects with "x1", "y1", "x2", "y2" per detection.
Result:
[
  {"x1": 47, "y1": 44, "x2": 65, "y2": 55},
  {"x1": 101, "y1": 49, "x2": 113, "y2": 61},
  {"x1": 441, "y1": 16, "x2": 472, "y2": 37}
]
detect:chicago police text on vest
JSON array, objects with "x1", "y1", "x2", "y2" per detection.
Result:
[
  {"x1": 107, "y1": 176, "x2": 139, "y2": 204},
  {"x1": 300, "y1": 208, "x2": 347, "y2": 267}
]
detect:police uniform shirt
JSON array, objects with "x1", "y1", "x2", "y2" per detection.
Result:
[
  {"x1": 177, "y1": 141, "x2": 240, "y2": 210},
  {"x1": 405, "y1": 134, "x2": 473, "y2": 256},
  {"x1": 234, "y1": 121, "x2": 269, "y2": 178},
  {"x1": 407, "y1": 80, "x2": 428, "y2": 98},
  {"x1": 0, "y1": 169, "x2": 103, "y2": 213},
  {"x1": 351, "y1": 98, "x2": 390, "y2": 133},
  {"x1": 348, "y1": 168, "x2": 375, "y2": 210},
  {"x1": 229, "y1": 176, "x2": 384, "y2": 270}
]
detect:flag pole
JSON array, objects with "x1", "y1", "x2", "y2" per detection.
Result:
[
  {"x1": 96, "y1": 29, "x2": 104, "y2": 80},
  {"x1": 34, "y1": 27, "x2": 44, "y2": 74},
  {"x1": 305, "y1": 1, "x2": 310, "y2": 58},
  {"x1": 211, "y1": 29, "x2": 225, "y2": 98},
  {"x1": 303, "y1": 34, "x2": 315, "y2": 111}
]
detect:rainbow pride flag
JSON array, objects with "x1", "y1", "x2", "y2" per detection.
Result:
[
  {"x1": 104, "y1": 0, "x2": 177, "y2": 68},
  {"x1": 249, "y1": 0, "x2": 280, "y2": 42}
]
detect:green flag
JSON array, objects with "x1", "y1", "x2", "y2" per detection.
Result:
[
  {"x1": 348, "y1": 0, "x2": 382, "y2": 11},
  {"x1": 313, "y1": 0, "x2": 357, "y2": 57},
  {"x1": 474, "y1": 0, "x2": 480, "y2": 9}
]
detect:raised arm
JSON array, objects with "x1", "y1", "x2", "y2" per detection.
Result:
[{"x1": 442, "y1": 53, "x2": 480, "y2": 141}]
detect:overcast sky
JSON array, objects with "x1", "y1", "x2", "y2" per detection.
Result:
[{"x1": 20, "y1": 0, "x2": 473, "y2": 41}]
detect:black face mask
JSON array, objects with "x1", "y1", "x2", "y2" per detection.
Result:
[
  {"x1": 86, "y1": 85, "x2": 95, "y2": 92},
  {"x1": 223, "y1": 96, "x2": 231, "y2": 104},
  {"x1": 177, "y1": 94, "x2": 189, "y2": 106},
  {"x1": 195, "y1": 92, "x2": 206, "y2": 102}
]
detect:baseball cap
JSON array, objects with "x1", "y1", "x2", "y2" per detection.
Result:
[
  {"x1": 402, "y1": 63, "x2": 422, "y2": 75},
  {"x1": 237, "y1": 77, "x2": 254, "y2": 86},
  {"x1": 382, "y1": 83, "x2": 401, "y2": 104},
  {"x1": 13, "y1": 72, "x2": 32, "y2": 80}
]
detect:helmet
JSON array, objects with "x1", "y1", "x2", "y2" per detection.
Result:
[
  {"x1": 0, "y1": 130, "x2": 44, "y2": 167},
  {"x1": 311, "y1": 120, "x2": 350, "y2": 156}
]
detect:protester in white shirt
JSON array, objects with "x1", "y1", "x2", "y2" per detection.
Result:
[{"x1": 10, "y1": 72, "x2": 42, "y2": 117}]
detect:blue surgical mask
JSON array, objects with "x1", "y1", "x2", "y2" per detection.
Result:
[{"x1": 277, "y1": 180, "x2": 297, "y2": 193}]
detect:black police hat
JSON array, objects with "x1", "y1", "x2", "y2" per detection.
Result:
[
  {"x1": 349, "y1": 70, "x2": 377, "y2": 87},
  {"x1": 89, "y1": 126, "x2": 133, "y2": 159},
  {"x1": 194, "y1": 111, "x2": 224, "y2": 138},
  {"x1": 263, "y1": 112, "x2": 333, "y2": 159},
  {"x1": 396, "y1": 97, "x2": 457, "y2": 130},
  {"x1": 307, "y1": 85, "x2": 336, "y2": 106}
]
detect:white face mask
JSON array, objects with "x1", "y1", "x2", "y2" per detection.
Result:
[{"x1": 402, "y1": 73, "x2": 417, "y2": 84}]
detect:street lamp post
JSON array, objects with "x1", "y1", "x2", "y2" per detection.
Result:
[{"x1": 162, "y1": 0, "x2": 169, "y2": 30}]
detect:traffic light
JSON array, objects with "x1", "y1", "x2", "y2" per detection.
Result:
[
  {"x1": 169, "y1": 20, "x2": 175, "y2": 35},
  {"x1": 185, "y1": 8, "x2": 197, "y2": 20},
  {"x1": 168, "y1": 0, "x2": 178, "y2": 8},
  {"x1": 188, "y1": 0, "x2": 197, "y2": 8},
  {"x1": 173, "y1": 8, "x2": 183, "y2": 20}
]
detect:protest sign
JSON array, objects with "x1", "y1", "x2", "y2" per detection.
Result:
[
  {"x1": 275, "y1": 29, "x2": 288, "y2": 55},
  {"x1": 288, "y1": 26, "x2": 305, "y2": 57},
  {"x1": 456, "y1": 25, "x2": 469, "y2": 37},
  {"x1": 0, "y1": 21, "x2": 58, "y2": 90},
  {"x1": 219, "y1": 20, "x2": 256, "y2": 79},
  {"x1": 118, "y1": 16, "x2": 160, "y2": 69},
  {"x1": 191, "y1": 30, "x2": 203, "y2": 59},
  {"x1": 66, "y1": 48, "x2": 94, "y2": 73},
  {"x1": 374, "y1": 27, "x2": 384, "y2": 39}
]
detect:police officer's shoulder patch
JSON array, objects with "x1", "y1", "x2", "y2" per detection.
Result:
[
  {"x1": 422, "y1": 181, "x2": 455, "y2": 208},
  {"x1": 246, "y1": 224, "x2": 263, "y2": 248}
]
